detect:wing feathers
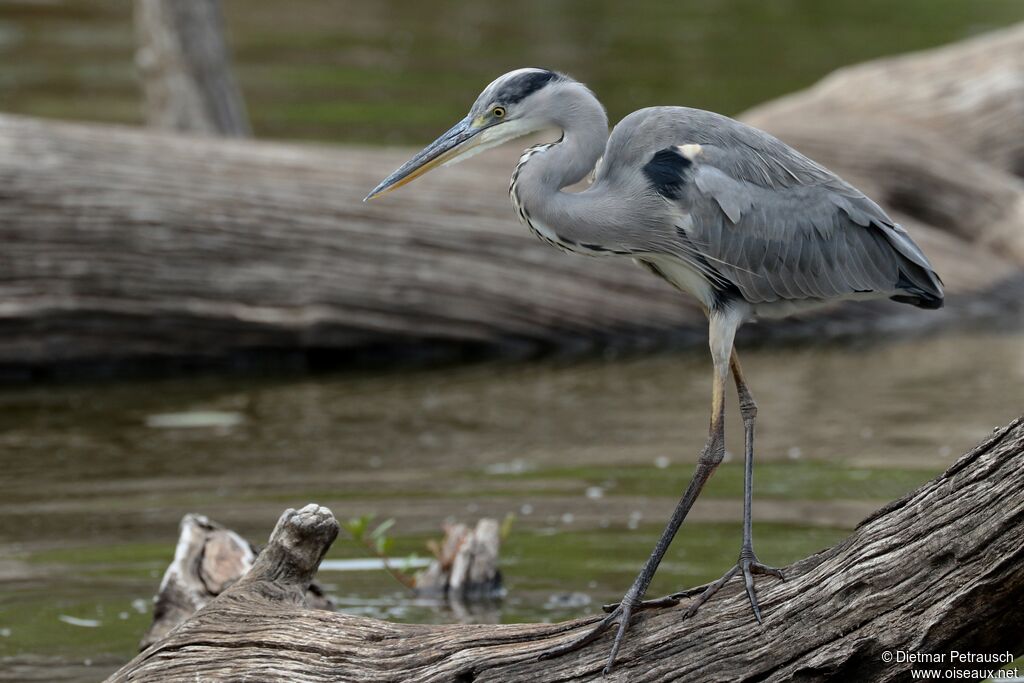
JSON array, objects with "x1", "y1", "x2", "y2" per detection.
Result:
[{"x1": 673, "y1": 161, "x2": 936, "y2": 305}]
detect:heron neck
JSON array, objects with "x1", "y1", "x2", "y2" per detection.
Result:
[{"x1": 515, "y1": 91, "x2": 608, "y2": 217}]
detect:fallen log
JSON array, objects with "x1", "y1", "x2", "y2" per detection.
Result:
[
  {"x1": 109, "y1": 419, "x2": 1024, "y2": 682},
  {"x1": 2, "y1": 25, "x2": 1024, "y2": 371}
]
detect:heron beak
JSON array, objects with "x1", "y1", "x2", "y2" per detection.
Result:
[{"x1": 364, "y1": 116, "x2": 483, "y2": 201}]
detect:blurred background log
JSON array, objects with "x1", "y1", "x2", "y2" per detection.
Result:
[
  {"x1": 1, "y1": 24, "x2": 1023, "y2": 373},
  {"x1": 108, "y1": 421, "x2": 1024, "y2": 682},
  {"x1": 742, "y1": 22, "x2": 1024, "y2": 265},
  {"x1": 134, "y1": 0, "x2": 250, "y2": 137}
]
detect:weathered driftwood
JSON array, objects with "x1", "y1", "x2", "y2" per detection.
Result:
[
  {"x1": 110, "y1": 420, "x2": 1024, "y2": 682},
  {"x1": 140, "y1": 512, "x2": 334, "y2": 650},
  {"x1": 414, "y1": 518, "x2": 504, "y2": 602},
  {"x1": 2, "y1": 26, "x2": 1024, "y2": 369},
  {"x1": 134, "y1": 0, "x2": 250, "y2": 136},
  {"x1": 142, "y1": 514, "x2": 502, "y2": 650}
]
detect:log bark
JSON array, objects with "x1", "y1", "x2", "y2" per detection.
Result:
[
  {"x1": 134, "y1": 0, "x2": 250, "y2": 136},
  {"x1": 2, "y1": 25, "x2": 1024, "y2": 370},
  {"x1": 108, "y1": 420, "x2": 1024, "y2": 682}
]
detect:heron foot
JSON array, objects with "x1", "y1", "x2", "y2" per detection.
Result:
[
  {"x1": 612, "y1": 550, "x2": 784, "y2": 623},
  {"x1": 538, "y1": 589, "x2": 661, "y2": 675},
  {"x1": 683, "y1": 549, "x2": 784, "y2": 622}
]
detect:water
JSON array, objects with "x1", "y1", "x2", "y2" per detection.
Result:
[
  {"x1": 0, "y1": 330, "x2": 1021, "y2": 681},
  {"x1": 1, "y1": 1, "x2": 1021, "y2": 144}
]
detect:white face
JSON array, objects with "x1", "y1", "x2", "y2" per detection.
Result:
[
  {"x1": 441, "y1": 117, "x2": 552, "y2": 167},
  {"x1": 441, "y1": 69, "x2": 568, "y2": 165},
  {"x1": 365, "y1": 68, "x2": 566, "y2": 200}
]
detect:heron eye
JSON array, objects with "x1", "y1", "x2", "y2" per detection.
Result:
[{"x1": 492, "y1": 106, "x2": 506, "y2": 118}]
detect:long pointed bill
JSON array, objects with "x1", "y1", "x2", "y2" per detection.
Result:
[{"x1": 364, "y1": 116, "x2": 482, "y2": 201}]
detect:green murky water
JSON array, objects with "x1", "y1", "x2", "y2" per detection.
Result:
[
  {"x1": 1, "y1": 1, "x2": 1022, "y2": 144},
  {"x1": 1, "y1": 330, "x2": 1021, "y2": 680}
]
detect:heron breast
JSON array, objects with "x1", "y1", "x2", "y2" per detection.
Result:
[{"x1": 636, "y1": 254, "x2": 717, "y2": 310}]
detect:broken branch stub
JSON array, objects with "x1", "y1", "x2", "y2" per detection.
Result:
[
  {"x1": 141, "y1": 511, "x2": 334, "y2": 650},
  {"x1": 414, "y1": 518, "x2": 505, "y2": 602}
]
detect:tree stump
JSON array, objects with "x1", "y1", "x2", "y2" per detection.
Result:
[
  {"x1": 108, "y1": 419, "x2": 1024, "y2": 682},
  {"x1": 414, "y1": 519, "x2": 505, "y2": 602}
]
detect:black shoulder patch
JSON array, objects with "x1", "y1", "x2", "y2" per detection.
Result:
[
  {"x1": 500, "y1": 70, "x2": 562, "y2": 105},
  {"x1": 643, "y1": 147, "x2": 692, "y2": 200}
]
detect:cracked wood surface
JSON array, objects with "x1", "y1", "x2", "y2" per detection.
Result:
[{"x1": 108, "y1": 419, "x2": 1024, "y2": 682}]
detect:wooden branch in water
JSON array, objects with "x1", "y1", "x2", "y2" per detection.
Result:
[
  {"x1": 1, "y1": 25, "x2": 1023, "y2": 370},
  {"x1": 108, "y1": 419, "x2": 1024, "y2": 682},
  {"x1": 414, "y1": 519, "x2": 504, "y2": 601}
]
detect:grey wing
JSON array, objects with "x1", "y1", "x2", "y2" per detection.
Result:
[{"x1": 636, "y1": 126, "x2": 944, "y2": 308}]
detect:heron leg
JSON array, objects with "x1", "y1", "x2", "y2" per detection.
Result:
[
  {"x1": 666, "y1": 351, "x2": 784, "y2": 621},
  {"x1": 537, "y1": 309, "x2": 740, "y2": 674}
]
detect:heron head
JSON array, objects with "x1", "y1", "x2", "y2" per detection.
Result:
[{"x1": 364, "y1": 68, "x2": 568, "y2": 200}]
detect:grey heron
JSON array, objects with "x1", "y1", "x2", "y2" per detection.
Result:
[{"x1": 365, "y1": 68, "x2": 943, "y2": 673}]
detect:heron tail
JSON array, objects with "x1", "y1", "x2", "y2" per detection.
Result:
[
  {"x1": 878, "y1": 222, "x2": 944, "y2": 310},
  {"x1": 890, "y1": 267, "x2": 944, "y2": 309}
]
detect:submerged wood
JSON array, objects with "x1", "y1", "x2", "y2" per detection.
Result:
[
  {"x1": 1, "y1": 25, "x2": 1023, "y2": 369},
  {"x1": 413, "y1": 519, "x2": 504, "y2": 601},
  {"x1": 109, "y1": 420, "x2": 1024, "y2": 682},
  {"x1": 140, "y1": 512, "x2": 334, "y2": 650}
]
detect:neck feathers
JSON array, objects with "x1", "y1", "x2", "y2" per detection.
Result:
[
  {"x1": 510, "y1": 81, "x2": 608, "y2": 207},
  {"x1": 509, "y1": 83, "x2": 613, "y2": 255}
]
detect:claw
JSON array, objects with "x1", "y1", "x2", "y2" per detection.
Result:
[
  {"x1": 539, "y1": 591, "x2": 659, "y2": 674},
  {"x1": 682, "y1": 553, "x2": 784, "y2": 622},
  {"x1": 742, "y1": 562, "x2": 762, "y2": 623},
  {"x1": 602, "y1": 601, "x2": 635, "y2": 674},
  {"x1": 537, "y1": 610, "x2": 618, "y2": 662}
]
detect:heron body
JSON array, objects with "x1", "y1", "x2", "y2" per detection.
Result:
[{"x1": 366, "y1": 68, "x2": 943, "y2": 673}]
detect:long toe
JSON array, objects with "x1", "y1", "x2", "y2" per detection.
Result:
[
  {"x1": 537, "y1": 611, "x2": 615, "y2": 661},
  {"x1": 539, "y1": 596, "x2": 644, "y2": 674},
  {"x1": 740, "y1": 557, "x2": 784, "y2": 624},
  {"x1": 602, "y1": 595, "x2": 680, "y2": 613},
  {"x1": 750, "y1": 561, "x2": 785, "y2": 580},
  {"x1": 683, "y1": 565, "x2": 740, "y2": 619}
]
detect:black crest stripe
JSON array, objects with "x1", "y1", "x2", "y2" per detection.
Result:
[{"x1": 500, "y1": 70, "x2": 561, "y2": 105}]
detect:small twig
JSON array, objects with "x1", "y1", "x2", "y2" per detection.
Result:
[{"x1": 356, "y1": 536, "x2": 416, "y2": 591}]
